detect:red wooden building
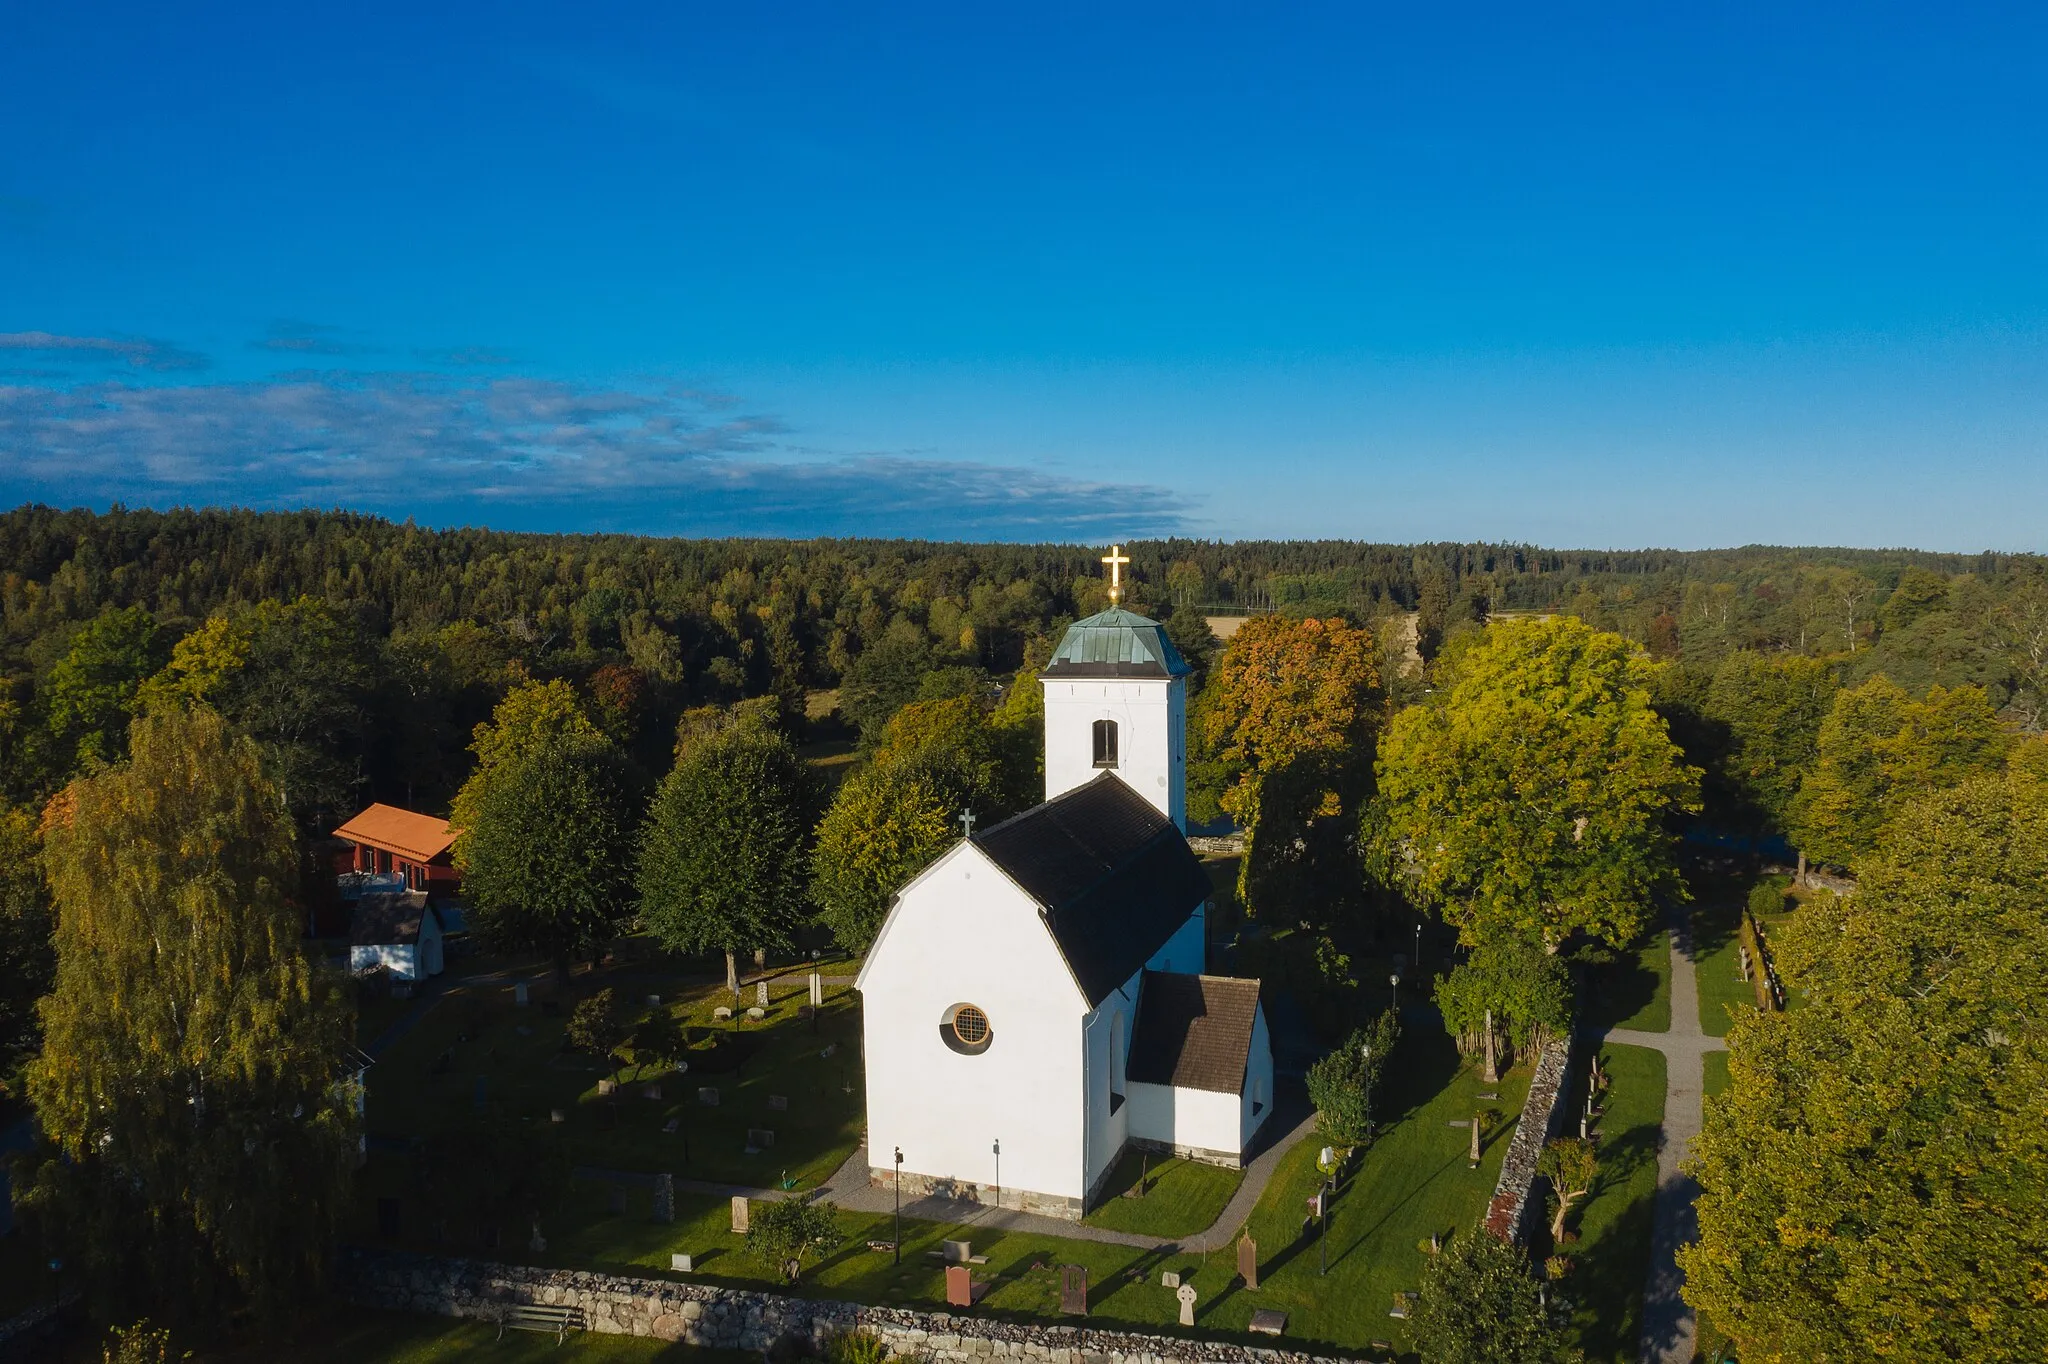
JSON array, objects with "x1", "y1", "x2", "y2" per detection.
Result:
[{"x1": 333, "y1": 803, "x2": 461, "y2": 894}]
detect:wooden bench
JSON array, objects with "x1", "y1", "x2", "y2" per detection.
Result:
[{"x1": 497, "y1": 1302, "x2": 586, "y2": 1343}]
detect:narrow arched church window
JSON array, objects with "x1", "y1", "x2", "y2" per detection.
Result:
[{"x1": 1093, "y1": 718, "x2": 1119, "y2": 768}]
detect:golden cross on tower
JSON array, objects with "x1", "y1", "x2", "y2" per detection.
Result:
[{"x1": 1101, "y1": 544, "x2": 1131, "y2": 604}]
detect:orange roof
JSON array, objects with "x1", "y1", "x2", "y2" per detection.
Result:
[{"x1": 333, "y1": 803, "x2": 459, "y2": 862}]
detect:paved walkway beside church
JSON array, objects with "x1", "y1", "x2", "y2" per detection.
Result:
[{"x1": 1594, "y1": 904, "x2": 1726, "y2": 1364}]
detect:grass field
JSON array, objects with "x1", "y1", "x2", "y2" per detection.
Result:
[
  {"x1": 1081, "y1": 1150, "x2": 1244, "y2": 1239},
  {"x1": 1703, "y1": 1049, "x2": 1730, "y2": 1100},
  {"x1": 1693, "y1": 873, "x2": 1805, "y2": 1037},
  {"x1": 1585, "y1": 928, "x2": 1671, "y2": 1033},
  {"x1": 364, "y1": 974, "x2": 866, "y2": 1191},
  {"x1": 1560, "y1": 1043, "x2": 1666, "y2": 1364},
  {"x1": 356, "y1": 1024, "x2": 1520, "y2": 1354}
]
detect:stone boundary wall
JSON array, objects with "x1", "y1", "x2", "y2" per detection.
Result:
[
  {"x1": 340, "y1": 1249, "x2": 1359, "y2": 1363},
  {"x1": 1481, "y1": 1031, "x2": 1575, "y2": 1243},
  {"x1": 1187, "y1": 835, "x2": 1244, "y2": 856}
]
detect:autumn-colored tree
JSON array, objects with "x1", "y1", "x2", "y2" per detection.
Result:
[
  {"x1": 1373, "y1": 617, "x2": 1700, "y2": 949},
  {"x1": 450, "y1": 678, "x2": 604, "y2": 837},
  {"x1": 1197, "y1": 615, "x2": 1384, "y2": 919},
  {"x1": 638, "y1": 727, "x2": 817, "y2": 994},
  {"x1": 1538, "y1": 1138, "x2": 1597, "y2": 1240},
  {"x1": 0, "y1": 804, "x2": 53, "y2": 1088},
  {"x1": 20, "y1": 707, "x2": 356, "y2": 1327},
  {"x1": 1681, "y1": 770, "x2": 2048, "y2": 1362},
  {"x1": 1789, "y1": 675, "x2": 2007, "y2": 870}
]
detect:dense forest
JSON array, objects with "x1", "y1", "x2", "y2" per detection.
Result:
[{"x1": 3, "y1": 502, "x2": 2044, "y2": 822}]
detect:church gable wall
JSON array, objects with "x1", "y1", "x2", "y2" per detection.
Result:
[{"x1": 861, "y1": 845, "x2": 1090, "y2": 1206}]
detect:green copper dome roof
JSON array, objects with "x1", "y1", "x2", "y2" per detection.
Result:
[{"x1": 1040, "y1": 606, "x2": 1192, "y2": 679}]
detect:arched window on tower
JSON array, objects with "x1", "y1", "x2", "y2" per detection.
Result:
[{"x1": 1093, "y1": 718, "x2": 1119, "y2": 768}]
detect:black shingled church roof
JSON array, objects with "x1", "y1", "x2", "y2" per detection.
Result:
[{"x1": 971, "y1": 773, "x2": 1210, "y2": 1005}]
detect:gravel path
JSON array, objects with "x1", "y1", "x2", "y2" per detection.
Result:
[{"x1": 1595, "y1": 905, "x2": 1727, "y2": 1364}]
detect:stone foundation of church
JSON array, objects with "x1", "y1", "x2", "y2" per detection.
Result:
[
  {"x1": 1127, "y1": 1135, "x2": 1245, "y2": 1169},
  {"x1": 342, "y1": 1248, "x2": 1356, "y2": 1363},
  {"x1": 871, "y1": 1168, "x2": 1085, "y2": 1220}
]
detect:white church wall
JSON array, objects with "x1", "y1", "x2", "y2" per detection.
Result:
[
  {"x1": 1042, "y1": 678, "x2": 1186, "y2": 829},
  {"x1": 1079, "y1": 974, "x2": 1138, "y2": 1204},
  {"x1": 1239, "y1": 1005, "x2": 1275, "y2": 1151},
  {"x1": 858, "y1": 844, "x2": 1089, "y2": 1208},
  {"x1": 350, "y1": 942, "x2": 420, "y2": 980},
  {"x1": 1125, "y1": 1081, "x2": 1246, "y2": 1166}
]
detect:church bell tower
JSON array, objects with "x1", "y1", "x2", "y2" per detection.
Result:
[{"x1": 1037, "y1": 545, "x2": 1192, "y2": 830}]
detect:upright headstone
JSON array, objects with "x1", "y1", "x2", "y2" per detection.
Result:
[
  {"x1": 1469, "y1": 1112, "x2": 1482, "y2": 1166},
  {"x1": 809, "y1": 971, "x2": 824, "y2": 1008},
  {"x1": 1481, "y1": 1008, "x2": 1499, "y2": 1083},
  {"x1": 945, "y1": 1264, "x2": 973, "y2": 1307},
  {"x1": 730, "y1": 1195, "x2": 750, "y2": 1234},
  {"x1": 768, "y1": 1094, "x2": 788, "y2": 1112},
  {"x1": 757, "y1": 980, "x2": 770, "y2": 1009},
  {"x1": 653, "y1": 1173, "x2": 675, "y2": 1223},
  {"x1": 1176, "y1": 1283, "x2": 1198, "y2": 1327},
  {"x1": 671, "y1": 1253, "x2": 694, "y2": 1273},
  {"x1": 699, "y1": 1087, "x2": 720, "y2": 1106},
  {"x1": 597, "y1": 1078, "x2": 616, "y2": 1097},
  {"x1": 1237, "y1": 1231, "x2": 1259, "y2": 1290},
  {"x1": 1059, "y1": 1265, "x2": 1088, "y2": 1316},
  {"x1": 529, "y1": 1220, "x2": 547, "y2": 1254},
  {"x1": 514, "y1": 981, "x2": 529, "y2": 1006},
  {"x1": 1160, "y1": 1271, "x2": 1180, "y2": 1288},
  {"x1": 943, "y1": 1238, "x2": 972, "y2": 1264}
]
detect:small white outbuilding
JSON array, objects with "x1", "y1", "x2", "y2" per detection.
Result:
[{"x1": 348, "y1": 891, "x2": 445, "y2": 981}]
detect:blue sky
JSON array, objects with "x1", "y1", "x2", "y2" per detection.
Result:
[{"x1": 3, "y1": 3, "x2": 2044, "y2": 548}]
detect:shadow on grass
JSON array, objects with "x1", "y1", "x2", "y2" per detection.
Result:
[
  {"x1": 1581, "y1": 933, "x2": 1661, "y2": 1032},
  {"x1": 1572, "y1": 1191, "x2": 1656, "y2": 1363}
]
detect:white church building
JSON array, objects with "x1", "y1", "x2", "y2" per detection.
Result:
[{"x1": 856, "y1": 574, "x2": 1274, "y2": 1218}]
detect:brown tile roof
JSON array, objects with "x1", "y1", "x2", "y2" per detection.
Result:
[
  {"x1": 333, "y1": 803, "x2": 459, "y2": 863},
  {"x1": 1127, "y1": 971, "x2": 1262, "y2": 1095},
  {"x1": 349, "y1": 892, "x2": 436, "y2": 946}
]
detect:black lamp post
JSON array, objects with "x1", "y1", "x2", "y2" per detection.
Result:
[
  {"x1": 992, "y1": 1138, "x2": 1001, "y2": 1211},
  {"x1": 1318, "y1": 1175, "x2": 1334, "y2": 1276},
  {"x1": 893, "y1": 1145, "x2": 904, "y2": 1264}
]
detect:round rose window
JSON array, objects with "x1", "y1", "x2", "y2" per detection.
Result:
[{"x1": 939, "y1": 1002, "x2": 994, "y2": 1055}]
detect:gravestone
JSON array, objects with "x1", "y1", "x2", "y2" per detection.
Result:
[
  {"x1": 746, "y1": 1128, "x2": 775, "y2": 1151},
  {"x1": 376, "y1": 1196, "x2": 401, "y2": 1239},
  {"x1": 1059, "y1": 1265, "x2": 1088, "y2": 1316},
  {"x1": 644, "y1": 1083, "x2": 663, "y2": 1101},
  {"x1": 647, "y1": 994, "x2": 662, "y2": 1008},
  {"x1": 597, "y1": 1079, "x2": 616, "y2": 1097},
  {"x1": 550, "y1": 1108, "x2": 566, "y2": 1124},
  {"x1": 1177, "y1": 1283, "x2": 1198, "y2": 1327},
  {"x1": 671, "y1": 1253, "x2": 693, "y2": 1273},
  {"x1": 529, "y1": 1220, "x2": 547, "y2": 1254},
  {"x1": 730, "y1": 1196, "x2": 750, "y2": 1234},
  {"x1": 1237, "y1": 1231, "x2": 1259, "y2": 1290},
  {"x1": 746, "y1": 1006, "x2": 767, "y2": 1022},
  {"x1": 768, "y1": 1094, "x2": 788, "y2": 1112},
  {"x1": 653, "y1": 1173, "x2": 675, "y2": 1223},
  {"x1": 713, "y1": 1006, "x2": 733, "y2": 1022},
  {"x1": 1160, "y1": 1270, "x2": 1180, "y2": 1288},
  {"x1": 514, "y1": 982, "x2": 529, "y2": 1006},
  {"x1": 1248, "y1": 1309, "x2": 1286, "y2": 1337},
  {"x1": 757, "y1": 981, "x2": 770, "y2": 1009},
  {"x1": 943, "y1": 1238, "x2": 972, "y2": 1264},
  {"x1": 945, "y1": 1264, "x2": 973, "y2": 1307},
  {"x1": 820, "y1": 1043, "x2": 837, "y2": 1059},
  {"x1": 1482, "y1": 1008, "x2": 1499, "y2": 1083},
  {"x1": 1469, "y1": 1113, "x2": 1482, "y2": 1166},
  {"x1": 809, "y1": 971, "x2": 824, "y2": 1008},
  {"x1": 699, "y1": 1087, "x2": 720, "y2": 1106},
  {"x1": 662, "y1": 1118, "x2": 680, "y2": 1134}
]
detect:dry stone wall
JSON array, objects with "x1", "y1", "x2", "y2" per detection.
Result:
[
  {"x1": 341, "y1": 1249, "x2": 1358, "y2": 1364},
  {"x1": 1482, "y1": 1032, "x2": 1575, "y2": 1243}
]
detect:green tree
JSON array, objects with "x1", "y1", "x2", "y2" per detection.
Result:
[
  {"x1": 1702, "y1": 651, "x2": 1837, "y2": 834},
  {"x1": 810, "y1": 749, "x2": 979, "y2": 951},
  {"x1": 1408, "y1": 1231, "x2": 1582, "y2": 1364},
  {"x1": 744, "y1": 1196, "x2": 842, "y2": 1281},
  {"x1": 874, "y1": 695, "x2": 1035, "y2": 814},
  {"x1": 459, "y1": 736, "x2": 639, "y2": 979},
  {"x1": 1305, "y1": 1010, "x2": 1400, "y2": 1148},
  {"x1": 0, "y1": 804, "x2": 53, "y2": 1091},
  {"x1": 837, "y1": 631, "x2": 935, "y2": 744},
  {"x1": 20, "y1": 707, "x2": 355, "y2": 1327},
  {"x1": 1432, "y1": 937, "x2": 1573, "y2": 1059},
  {"x1": 451, "y1": 678, "x2": 605, "y2": 835},
  {"x1": 1372, "y1": 618, "x2": 1700, "y2": 949},
  {"x1": 1538, "y1": 1138, "x2": 1597, "y2": 1241},
  {"x1": 44, "y1": 605, "x2": 162, "y2": 768},
  {"x1": 1197, "y1": 614, "x2": 1385, "y2": 920},
  {"x1": 1681, "y1": 770, "x2": 2048, "y2": 1362},
  {"x1": 1789, "y1": 675, "x2": 2007, "y2": 870},
  {"x1": 639, "y1": 727, "x2": 816, "y2": 995},
  {"x1": 101, "y1": 1322, "x2": 189, "y2": 1364},
  {"x1": 566, "y1": 988, "x2": 626, "y2": 1062}
]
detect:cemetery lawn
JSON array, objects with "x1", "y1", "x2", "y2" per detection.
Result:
[
  {"x1": 1081, "y1": 1151, "x2": 1243, "y2": 1238},
  {"x1": 1693, "y1": 874, "x2": 1805, "y2": 1036},
  {"x1": 1586, "y1": 927, "x2": 1670, "y2": 1033},
  {"x1": 365, "y1": 973, "x2": 865, "y2": 1190},
  {"x1": 1561, "y1": 1043, "x2": 1665, "y2": 1364},
  {"x1": 199, "y1": 1307, "x2": 755, "y2": 1361},
  {"x1": 1703, "y1": 1049, "x2": 1730, "y2": 1100},
  {"x1": 371, "y1": 1026, "x2": 1519, "y2": 1352}
]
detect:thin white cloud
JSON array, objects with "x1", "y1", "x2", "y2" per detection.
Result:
[{"x1": 0, "y1": 330, "x2": 208, "y2": 372}]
